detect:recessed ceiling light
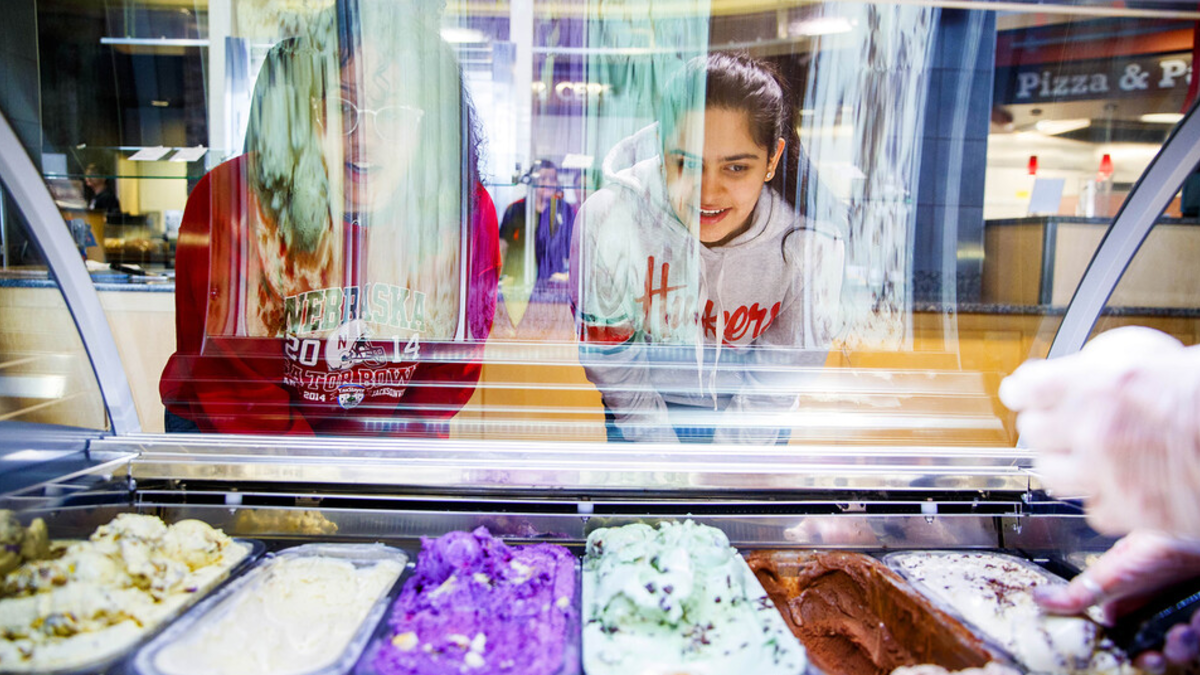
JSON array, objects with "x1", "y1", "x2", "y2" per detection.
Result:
[
  {"x1": 440, "y1": 27, "x2": 488, "y2": 44},
  {"x1": 789, "y1": 17, "x2": 855, "y2": 37},
  {"x1": 1140, "y1": 113, "x2": 1184, "y2": 124},
  {"x1": 1034, "y1": 118, "x2": 1090, "y2": 135}
]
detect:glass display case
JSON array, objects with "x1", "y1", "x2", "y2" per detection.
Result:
[{"x1": 1, "y1": 0, "x2": 1199, "y2": 671}]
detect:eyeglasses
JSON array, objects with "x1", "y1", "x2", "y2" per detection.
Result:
[{"x1": 312, "y1": 97, "x2": 424, "y2": 142}]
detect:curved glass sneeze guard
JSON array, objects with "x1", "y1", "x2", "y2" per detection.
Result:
[
  {"x1": 0, "y1": 182, "x2": 108, "y2": 432},
  {"x1": 7, "y1": 0, "x2": 1200, "y2": 446}
]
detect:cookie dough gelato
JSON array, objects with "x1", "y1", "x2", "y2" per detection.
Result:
[
  {"x1": 0, "y1": 514, "x2": 249, "y2": 672},
  {"x1": 893, "y1": 663, "x2": 1023, "y2": 675},
  {"x1": 0, "y1": 511, "x2": 49, "y2": 577},
  {"x1": 886, "y1": 552, "x2": 1131, "y2": 675}
]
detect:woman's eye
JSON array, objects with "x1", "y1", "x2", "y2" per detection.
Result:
[{"x1": 727, "y1": 164, "x2": 748, "y2": 174}]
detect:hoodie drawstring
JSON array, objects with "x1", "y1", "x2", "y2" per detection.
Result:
[{"x1": 708, "y1": 260, "x2": 728, "y2": 410}]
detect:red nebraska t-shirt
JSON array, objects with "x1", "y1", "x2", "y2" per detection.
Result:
[{"x1": 159, "y1": 155, "x2": 499, "y2": 435}]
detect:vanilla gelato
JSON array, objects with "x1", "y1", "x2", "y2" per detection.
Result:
[
  {"x1": 0, "y1": 514, "x2": 250, "y2": 672},
  {"x1": 149, "y1": 545, "x2": 404, "y2": 675},
  {"x1": 886, "y1": 552, "x2": 1131, "y2": 675}
]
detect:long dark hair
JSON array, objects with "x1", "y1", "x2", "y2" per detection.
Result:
[{"x1": 661, "y1": 52, "x2": 802, "y2": 208}]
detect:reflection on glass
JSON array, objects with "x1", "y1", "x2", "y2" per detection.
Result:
[
  {"x1": 22, "y1": 0, "x2": 1169, "y2": 444},
  {"x1": 159, "y1": 0, "x2": 499, "y2": 435},
  {"x1": 1090, "y1": 163, "x2": 1200, "y2": 350},
  {"x1": 496, "y1": 159, "x2": 576, "y2": 338},
  {"x1": 799, "y1": 4, "x2": 938, "y2": 349}
]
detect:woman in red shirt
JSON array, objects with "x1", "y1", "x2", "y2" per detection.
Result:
[{"x1": 160, "y1": 0, "x2": 499, "y2": 435}]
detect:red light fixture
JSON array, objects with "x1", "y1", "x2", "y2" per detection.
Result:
[
  {"x1": 1028, "y1": 155, "x2": 1038, "y2": 176},
  {"x1": 1098, "y1": 153, "x2": 1114, "y2": 181}
]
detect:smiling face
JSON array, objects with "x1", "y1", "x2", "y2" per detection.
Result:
[
  {"x1": 334, "y1": 48, "x2": 423, "y2": 215},
  {"x1": 664, "y1": 107, "x2": 785, "y2": 245}
]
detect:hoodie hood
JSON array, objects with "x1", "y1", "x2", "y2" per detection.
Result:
[{"x1": 601, "y1": 123, "x2": 689, "y2": 236}]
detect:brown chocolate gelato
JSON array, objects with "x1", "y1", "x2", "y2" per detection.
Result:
[{"x1": 744, "y1": 550, "x2": 994, "y2": 675}]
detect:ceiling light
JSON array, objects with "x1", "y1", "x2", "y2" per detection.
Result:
[
  {"x1": 440, "y1": 27, "x2": 488, "y2": 44},
  {"x1": 789, "y1": 17, "x2": 855, "y2": 37},
  {"x1": 1140, "y1": 113, "x2": 1184, "y2": 124},
  {"x1": 561, "y1": 154, "x2": 594, "y2": 170},
  {"x1": 1034, "y1": 118, "x2": 1091, "y2": 135}
]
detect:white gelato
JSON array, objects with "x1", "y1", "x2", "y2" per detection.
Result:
[
  {"x1": 151, "y1": 549, "x2": 403, "y2": 675},
  {"x1": 887, "y1": 552, "x2": 1131, "y2": 675},
  {"x1": 0, "y1": 514, "x2": 249, "y2": 672}
]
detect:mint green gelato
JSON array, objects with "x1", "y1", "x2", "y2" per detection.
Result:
[{"x1": 582, "y1": 521, "x2": 805, "y2": 674}]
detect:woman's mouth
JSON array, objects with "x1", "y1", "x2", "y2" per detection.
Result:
[
  {"x1": 346, "y1": 161, "x2": 374, "y2": 179},
  {"x1": 699, "y1": 207, "x2": 730, "y2": 225}
]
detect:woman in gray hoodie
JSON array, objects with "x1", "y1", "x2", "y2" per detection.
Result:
[{"x1": 571, "y1": 53, "x2": 845, "y2": 444}]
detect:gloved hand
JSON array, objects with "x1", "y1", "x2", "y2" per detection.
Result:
[
  {"x1": 999, "y1": 326, "x2": 1200, "y2": 539},
  {"x1": 1034, "y1": 530, "x2": 1200, "y2": 671}
]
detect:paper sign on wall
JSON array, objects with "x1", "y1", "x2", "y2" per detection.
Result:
[{"x1": 1028, "y1": 178, "x2": 1065, "y2": 216}]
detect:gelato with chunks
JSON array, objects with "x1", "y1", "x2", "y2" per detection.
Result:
[
  {"x1": 886, "y1": 552, "x2": 1132, "y2": 675},
  {"x1": 366, "y1": 527, "x2": 576, "y2": 675},
  {"x1": 0, "y1": 511, "x2": 48, "y2": 577},
  {"x1": 744, "y1": 550, "x2": 994, "y2": 675},
  {"x1": 152, "y1": 549, "x2": 403, "y2": 675},
  {"x1": 0, "y1": 513, "x2": 249, "y2": 672},
  {"x1": 233, "y1": 509, "x2": 339, "y2": 536},
  {"x1": 582, "y1": 520, "x2": 805, "y2": 675}
]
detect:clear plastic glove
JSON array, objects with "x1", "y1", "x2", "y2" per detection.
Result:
[
  {"x1": 999, "y1": 326, "x2": 1200, "y2": 539},
  {"x1": 1034, "y1": 530, "x2": 1200, "y2": 670}
]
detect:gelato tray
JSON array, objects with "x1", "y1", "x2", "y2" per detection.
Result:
[
  {"x1": 883, "y1": 551, "x2": 1132, "y2": 675},
  {"x1": 582, "y1": 520, "x2": 806, "y2": 675},
  {"x1": 743, "y1": 550, "x2": 1001, "y2": 675},
  {"x1": 135, "y1": 542, "x2": 407, "y2": 675},
  {"x1": 1063, "y1": 551, "x2": 1105, "y2": 573},
  {"x1": 357, "y1": 527, "x2": 579, "y2": 675},
  {"x1": 0, "y1": 514, "x2": 259, "y2": 675}
]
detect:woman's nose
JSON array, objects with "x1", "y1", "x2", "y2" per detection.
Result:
[{"x1": 700, "y1": 167, "x2": 723, "y2": 198}]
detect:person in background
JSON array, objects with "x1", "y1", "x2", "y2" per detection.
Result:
[
  {"x1": 499, "y1": 159, "x2": 575, "y2": 286},
  {"x1": 571, "y1": 52, "x2": 843, "y2": 444},
  {"x1": 159, "y1": 0, "x2": 498, "y2": 435},
  {"x1": 83, "y1": 163, "x2": 120, "y2": 216},
  {"x1": 1000, "y1": 326, "x2": 1200, "y2": 671}
]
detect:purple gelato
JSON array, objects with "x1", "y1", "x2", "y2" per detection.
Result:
[{"x1": 365, "y1": 527, "x2": 577, "y2": 675}]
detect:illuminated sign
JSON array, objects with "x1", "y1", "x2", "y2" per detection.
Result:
[
  {"x1": 995, "y1": 53, "x2": 1192, "y2": 105},
  {"x1": 532, "y1": 80, "x2": 612, "y2": 103}
]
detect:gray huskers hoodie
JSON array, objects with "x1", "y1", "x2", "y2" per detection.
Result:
[{"x1": 571, "y1": 124, "x2": 844, "y2": 444}]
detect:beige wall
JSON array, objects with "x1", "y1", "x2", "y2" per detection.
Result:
[
  {"x1": 985, "y1": 220, "x2": 1200, "y2": 308},
  {"x1": 982, "y1": 224, "x2": 1044, "y2": 304},
  {"x1": 1053, "y1": 222, "x2": 1200, "y2": 307},
  {"x1": 98, "y1": 291, "x2": 175, "y2": 433}
]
